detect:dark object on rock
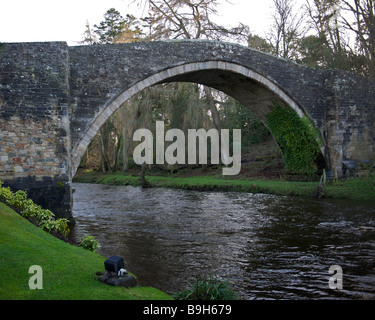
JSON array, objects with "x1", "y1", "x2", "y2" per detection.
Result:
[
  {"x1": 104, "y1": 256, "x2": 124, "y2": 274},
  {"x1": 98, "y1": 270, "x2": 137, "y2": 287}
]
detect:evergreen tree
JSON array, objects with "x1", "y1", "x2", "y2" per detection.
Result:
[{"x1": 94, "y1": 8, "x2": 127, "y2": 44}]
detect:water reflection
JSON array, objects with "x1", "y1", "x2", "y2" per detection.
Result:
[{"x1": 70, "y1": 183, "x2": 375, "y2": 299}]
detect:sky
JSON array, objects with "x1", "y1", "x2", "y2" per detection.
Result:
[{"x1": 0, "y1": 0, "x2": 289, "y2": 45}]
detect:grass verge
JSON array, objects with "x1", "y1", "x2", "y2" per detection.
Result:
[
  {"x1": 73, "y1": 170, "x2": 375, "y2": 201},
  {"x1": 0, "y1": 202, "x2": 172, "y2": 300}
]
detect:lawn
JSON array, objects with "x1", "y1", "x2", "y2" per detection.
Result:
[{"x1": 0, "y1": 202, "x2": 172, "y2": 300}]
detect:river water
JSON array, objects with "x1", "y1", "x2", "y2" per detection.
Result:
[{"x1": 69, "y1": 182, "x2": 375, "y2": 300}]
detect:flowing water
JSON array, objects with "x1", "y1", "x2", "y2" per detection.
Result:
[{"x1": 69, "y1": 182, "x2": 375, "y2": 300}]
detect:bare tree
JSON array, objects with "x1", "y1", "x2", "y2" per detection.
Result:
[
  {"x1": 268, "y1": 0, "x2": 305, "y2": 60},
  {"x1": 341, "y1": 0, "x2": 375, "y2": 77},
  {"x1": 133, "y1": 0, "x2": 249, "y2": 41},
  {"x1": 81, "y1": 20, "x2": 98, "y2": 45}
]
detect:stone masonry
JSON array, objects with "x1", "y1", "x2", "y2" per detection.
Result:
[{"x1": 0, "y1": 40, "x2": 374, "y2": 220}]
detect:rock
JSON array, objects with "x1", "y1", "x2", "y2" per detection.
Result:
[{"x1": 97, "y1": 270, "x2": 137, "y2": 288}]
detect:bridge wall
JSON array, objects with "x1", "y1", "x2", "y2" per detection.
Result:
[{"x1": 0, "y1": 42, "x2": 73, "y2": 221}]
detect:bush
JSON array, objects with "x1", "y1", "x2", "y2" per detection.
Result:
[
  {"x1": 0, "y1": 186, "x2": 13, "y2": 203},
  {"x1": 6, "y1": 190, "x2": 28, "y2": 209},
  {"x1": 79, "y1": 235, "x2": 101, "y2": 252},
  {"x1": 20, "y1": 201, "x2": 41, "y2": 218},
  {"x1": 0, "y1": 179, "x2": 70, "y2": 239},
  {"x1": 174, "y1": 275, "x2": 239, "y2": 300},
  {"x1": 39, "y1": 218, "x2": 70, "y2": 238}
]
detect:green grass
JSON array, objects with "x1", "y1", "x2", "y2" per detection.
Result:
[
  {"x1": 0, "y1": 202, "x2": 172, "y2": 300},
  {"x1": 173, "y1": 275, "x2": 239, "y2": 300},
  {"x1": 73, "y1": 170, "x2": 375, "y2": 201}
]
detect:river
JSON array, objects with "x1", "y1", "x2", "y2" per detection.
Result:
[{"x1": 69, "y1": 182, "x2": 375, "y2": 300}]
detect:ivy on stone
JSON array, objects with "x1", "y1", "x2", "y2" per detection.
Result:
[{"x1": 266, "y1": 105, "x2": 321, "y2": 176}]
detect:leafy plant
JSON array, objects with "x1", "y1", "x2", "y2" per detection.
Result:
[
  {"x1": 79, "y1": 235, "x2": 101, "y2": 252},
  {"x1": 0, "y1": 179, "x2": 70, "y2": 238},
  {"x1": 36, "y1": 209, "x2": 55, "y2": 222},
  {"x1": 174, "y1": 275, "x2": 239, "y2": 300},
  {"x1": 266, "y1": 105, "x2": 321, "y2": 176},
  {"x1": 6, "y1": 190, "x2": 28, "y2": 209},
  {"x1": 39, "y1": 218, "x2": 70, "y2": 238},
  {"x1": 0, "y1": 186, "x2": 13, "y2": 203},
  {"x1": 20, "y1": 201, "x2": 42, "y2": 218}
]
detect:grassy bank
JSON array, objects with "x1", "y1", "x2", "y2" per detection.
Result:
[
  {"x1": 0, "y1": 202, "x2": 172, "y2": 300},
  {"x1": 74, "y1": 170, "x2": 375, "y2": 201}
]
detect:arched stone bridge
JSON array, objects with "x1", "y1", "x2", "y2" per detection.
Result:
[{"x1": 1, "y1": 41, "x2": 374, "y2": 221}]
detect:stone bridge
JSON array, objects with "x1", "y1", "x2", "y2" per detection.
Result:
[{"x1": 1, "y1": 41, "x2": 374, "y2": 221}]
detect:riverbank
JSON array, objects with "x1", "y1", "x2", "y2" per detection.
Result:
[
  {"x1": 0, "y1": 202, "x2": 172, "y2": 300},
  {"x1": 73, "y1": 169, "x2": 375, "y2": 201}
]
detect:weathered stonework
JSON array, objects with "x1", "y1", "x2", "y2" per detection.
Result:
[
  {"x1": 0, "y1": 42, "x2": 72, "y2": 221},
  {"x1": 1, "y1": 40, "x2": 374, "y2": 220}
]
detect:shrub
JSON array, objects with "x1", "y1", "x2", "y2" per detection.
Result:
[
  {"x1": 174, "y1": 275, "x2": 239, "y2": 300},
  {"x1": 53, "y1": 218, "x2": 70, "y2": 238},
  {"x1": 36, "y1": 209, "x2": 55, "y2": 222},
  {"x1": 20, "y1": 202, "x2": 42, "y2": 218},
  {"x1": 39, "y1": 218, "x2": 70, "y2": 238},
  {"x1": 0, "y1": 186, "x2": 13, "y2": 203},
  {"x1": 79, "y1": 235, "x2": 101, "y2": 252},
  {"x1": 0, "y1": 179, "x2": 70, "y2": 239},
  {"x1": 6, "y1": 190, "x2": 28, "y2": 209}
]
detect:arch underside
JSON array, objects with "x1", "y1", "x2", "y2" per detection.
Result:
[{"x1": 71, "y1": 61, "x2": 315, "y2": 177}]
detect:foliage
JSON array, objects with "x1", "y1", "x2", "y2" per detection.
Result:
[
  {"x1": 221, "y1": 98, "x2": 270, "y2": 149},
  {"x1": 39, "y1": 218, "x2": 70, "y2": 238},
  {"x1": 0, "y1": 180, "x2": 70, "y2": 239},
  {"x1": 79, "y1": 235, "x2": 101, "y2": 253},
  {"x1": 173, "y1": 275, "x2": 239, "y2": 300},
  {"x1": 93, "y1": 8, "x2": 142, "y2": 44},
  {"x1": 266, "y1": 105, "x2": 321, "y2": 175}
]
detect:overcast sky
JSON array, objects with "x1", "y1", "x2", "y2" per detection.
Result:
[{"x1": 0, "y1": 0, "x2": 303, "y2": 45}]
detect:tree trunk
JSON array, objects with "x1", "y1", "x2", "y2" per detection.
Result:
[
  {"x1": 140, "y1": 163, "x2": 151, "y2": 188},
  {"x1": 99, "y1": 127, "x2": 112, "y2": 173},
  {"x1": 122, "y1": 127, "x2": 128, "y2": 172}
]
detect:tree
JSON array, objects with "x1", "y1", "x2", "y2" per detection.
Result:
[
  {"x1": 267, "y1": 0, "x2": 305, "y2": 59},
  {"x1": 81, "y1": 20, "x2": 98, "y2": 45},
  {"x1": 94, "y1": 8, "x2": 130, "y2": 44},
  {"x1": 303, "y1": 0, "x2": 350, "y2": 69},
  {"x1": 113, "y1": 14, "x2": 144, "y2": 43},
  {"x1": 247, "y1": 33, "x2": 274, "y2": 53},
  {"x1": 341, "y1": 0, "x2": 375, "y2": 78},
  {"x1": 134, "y1": 0, "x2": 248, "y2": 41}
]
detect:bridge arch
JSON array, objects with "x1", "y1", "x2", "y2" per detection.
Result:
[
  {"x1": 70, "y1": 60, "x2": 313, "y2": 177},
  {"x1": 2, "y1": 41, "x2": 375, "y2": 220}
]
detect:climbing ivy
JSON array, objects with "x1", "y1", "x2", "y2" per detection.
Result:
[{"x1": 266, "y1": 105, "x2": 321, "y2": 176}]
